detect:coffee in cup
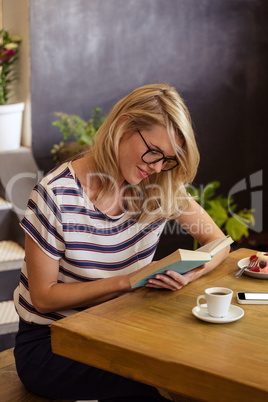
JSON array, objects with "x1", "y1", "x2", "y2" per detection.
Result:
[{"x1": 197, "y1": 287, "x2": 233, "y2": 318}]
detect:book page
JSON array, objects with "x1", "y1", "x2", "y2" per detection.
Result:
[{"x1": 196, "y1": 236, "x2": 233, "y2": 256}]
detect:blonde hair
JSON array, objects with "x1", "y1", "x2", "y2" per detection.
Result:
[{"x1": 90, "y1": 83, "x2": 199, "y2": 221}]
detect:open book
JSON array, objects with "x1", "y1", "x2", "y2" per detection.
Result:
[{"x1": 130, "y1": 236, "x2": 233, "y2": 288}]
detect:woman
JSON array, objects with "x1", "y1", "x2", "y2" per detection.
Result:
[{"x1": 14, "y1": 83, "x2": 229, "y2": 401}]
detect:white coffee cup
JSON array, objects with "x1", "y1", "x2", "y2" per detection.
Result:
[{"x1": 197, "y1": 287, "x2": 233, "y2": 318}]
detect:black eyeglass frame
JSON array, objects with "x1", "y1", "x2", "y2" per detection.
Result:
[{"x1": 137, "y1": 130, "x2": 179, "y2": 171}]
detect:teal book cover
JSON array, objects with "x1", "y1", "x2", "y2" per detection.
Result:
[
  {"x1": 130, "y1": 236, "x2": 233, "y2": 288},
  {"x1": 131, "y1": 258, "x2": 209, "y2": 288}
]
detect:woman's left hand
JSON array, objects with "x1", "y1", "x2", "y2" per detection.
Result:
[{"x1": 145, "y1": 265, "x2": 206, "y2": 291}]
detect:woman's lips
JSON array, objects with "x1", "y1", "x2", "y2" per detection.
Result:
[{"x1": 137, "y1": 167, "x2": 149, "y2": 179}]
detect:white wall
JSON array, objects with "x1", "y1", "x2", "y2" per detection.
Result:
[{"x1": 2, "y1": 0, "x2": 31, "y2": 147}]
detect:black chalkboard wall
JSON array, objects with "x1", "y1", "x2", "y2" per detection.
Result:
[{"x1": 30, "y1": 0, "x2": 267, "y2": 243}]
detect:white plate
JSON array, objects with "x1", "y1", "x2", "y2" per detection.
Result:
[
  {"x1": 192, "y1": 304, "x2": 244, "y2": 324},
  {"x1": 237, "y1": 257, "x2": 268, "y2": 279}
]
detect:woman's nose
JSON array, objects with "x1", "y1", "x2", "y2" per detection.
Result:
[{"x1": 149, "y1": 160, "x2": 163, "y2": 173}]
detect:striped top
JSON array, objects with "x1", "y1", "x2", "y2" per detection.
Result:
[{"x1": 14, "y1": 162, "x2": 166, "y2": 325}]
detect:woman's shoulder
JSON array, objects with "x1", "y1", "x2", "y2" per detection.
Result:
[{"x1": 39, "y1": 162, "x2": 74, "y2": 188}]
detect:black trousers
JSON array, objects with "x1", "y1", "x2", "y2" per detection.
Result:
[{"x1": 14, "y1": 319, "x2": 169, "y2": 401}]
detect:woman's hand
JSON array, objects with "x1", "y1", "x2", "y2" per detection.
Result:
[{"x1": 145, "y1": 264, "x2": 206, "y2": 291}]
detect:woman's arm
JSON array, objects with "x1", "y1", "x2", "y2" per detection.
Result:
[
  {"x1": 25, "y1": 234, "x2": 133, "y2": 314},
  {"x1": 146, "y1": 198, "x2": 230, "y2": 290}
]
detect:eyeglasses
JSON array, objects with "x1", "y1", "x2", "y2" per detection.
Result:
[{"x1": 137, "y1": 130, "x2": 179, "y2": 171}]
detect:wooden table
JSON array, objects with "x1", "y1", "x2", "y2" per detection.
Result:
[{"x1": 51, "y1": 248, "x2": 268, "y2": 402}]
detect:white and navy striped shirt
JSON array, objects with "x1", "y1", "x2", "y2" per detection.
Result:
[{"x1": 14, "y1": 162, "x2": 166, "y2": 325}]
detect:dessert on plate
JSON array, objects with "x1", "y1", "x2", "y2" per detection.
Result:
[{"x1": 248, "y1": 252, "x2": 268, "y2": 273}]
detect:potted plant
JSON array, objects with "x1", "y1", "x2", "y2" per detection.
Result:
[
  {"x1": 51, "y1": 107, "x2": 106, "y2": 163},
  {"x1": 0, "y1": 29, "x2": 23, "y2": 151},
  {"x1": 186, "y1": 181, "x2": 255, "y2": 249}
]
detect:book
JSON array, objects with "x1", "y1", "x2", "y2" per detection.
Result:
[{"x1": 130, "y1": 235, "x2": 233, "y2": 288}]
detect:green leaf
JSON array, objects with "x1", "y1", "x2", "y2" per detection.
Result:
[
  {"x1": 51, "y1": 108, "x2": 107, "y2": 162},
  {"x1": 236, "y1": 209, "x2": 255, "y2": 227},
  {"x1": 5, "y1": 43, "x2": 19, "y2": 50},
  {"x1": 202, "y1": 181, "x2": 220, "y2": 201},
  {"x1": 215, "y1": 195, "x2": 231, "y2": 210},
  {"x1": 206, "y1": 200, "x2": 228, "y2": 228},
  {"x1": 225, "y1": 216, "x2": 249, "y2": 241},
  {"x1": 186, "y1": 179, "x2": 255, "y2": 247},
  {"x1": 186, "y1": 185, "x2": 200, "y2": 202},
  {"x1": 0, "y1": 29, "x2": 21, "y2": 104}
]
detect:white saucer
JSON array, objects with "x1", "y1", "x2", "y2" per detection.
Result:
[
  {"x1": 238, "y1": 257, "x2": 268, "y2": 279},
  {"x1": 192, "y1": 304, "x2": 244, "y2": 324}
]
